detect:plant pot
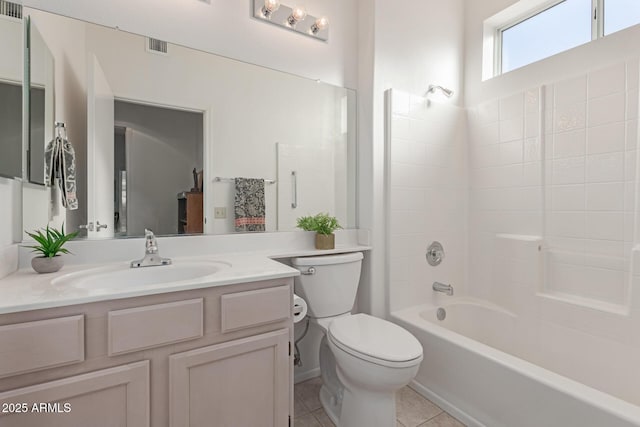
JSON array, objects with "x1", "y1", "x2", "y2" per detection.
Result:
[
  {"x1": 31, "y1": 255, "x2": 64, "y2": 274},
  {"x1": 315, "y1": 233, "x2": 335, "y2": 250}
]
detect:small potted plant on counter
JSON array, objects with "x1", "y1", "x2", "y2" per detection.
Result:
[
  {"x1": 296, "y1": 213, "x2": 342, "y2": 250},
  {"x1": 25, "y1": 225, "x2": 78, "y2": 274}
]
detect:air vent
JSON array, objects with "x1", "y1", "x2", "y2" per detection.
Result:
[
  {"x1": 147, "y1": 38, "x2": 168, "y2": 55},
  {"x1": 0, "y1": 0, "x2": 22, "y2": 19}
]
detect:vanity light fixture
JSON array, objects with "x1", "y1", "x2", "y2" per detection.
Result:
[
  {"x1": 252, "y1": 0, "x2": 329, "y2": 41},
  {"x1": 287, "y1": 6, "x2": 307, "y2": 27},
  {"x1": 310, "y1": 16, "x2": 329, "y2": 35},
  {"x1": 261, "y1": 0, "x2": 280, "y2": 19}
]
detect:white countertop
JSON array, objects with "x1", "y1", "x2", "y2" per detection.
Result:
[
  {"x1": 0, "y1": 245, "x2": 371, "y2": 315},
  {"x1": 0, "y1": 254, "x2": 300, "y2": 315}
]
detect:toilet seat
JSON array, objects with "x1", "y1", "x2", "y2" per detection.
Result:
[{"x1": 328, "y1": 313, "x2": 423, "y2": 368}]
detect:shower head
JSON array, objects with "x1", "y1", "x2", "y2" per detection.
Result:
[{"x1": 426, "y1": 84, "x2": 454, "y2": 98}]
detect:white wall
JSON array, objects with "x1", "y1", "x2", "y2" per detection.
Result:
[{"x1": 23, "y1": 0, "x2": 359, "y2": 89}]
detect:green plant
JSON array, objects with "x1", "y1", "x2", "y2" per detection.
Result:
[
  {"x1": 24, "y1": 225, "x2": 78, "y2": 258},
  {"x1": 296, "y1": 213, "x2": 342, "y2": 235}
]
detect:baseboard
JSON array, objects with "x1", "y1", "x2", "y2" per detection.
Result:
[
  {"x1": 294, "y1": 367, "x2": 321, "y2": 384},
  {"x1": 409, "y1": 379, "x2": 485, "y2": 427}
]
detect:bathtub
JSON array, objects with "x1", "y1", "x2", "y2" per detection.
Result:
[{"x1": 391, "y1": 299, "x2": 640, "y2": 427}]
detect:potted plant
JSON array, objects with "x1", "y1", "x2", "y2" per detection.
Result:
[
  {"x1": 25, "y1": 225, "x2": 78, "y2": 274},
  {"x1": 296, "y1": 213, "x2": 342, "y2": 250}
]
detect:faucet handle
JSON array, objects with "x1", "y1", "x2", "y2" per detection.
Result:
[{"x1": 144, "y1": 229, "x2": 155, "y2": 238}]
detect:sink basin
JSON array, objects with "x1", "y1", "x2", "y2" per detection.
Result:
[{"x1": 53, "y1": 260, "x2": 232, "y2": 290}]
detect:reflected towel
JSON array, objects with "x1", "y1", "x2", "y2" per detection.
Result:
[
  {"x1": 234, "y1": 178, "x2": 266, "y2": 232},
  {"x1": 45, "y1": 127, "x2": 78, "y2": 210}
]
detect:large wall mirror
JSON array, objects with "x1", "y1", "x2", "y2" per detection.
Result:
[{"x1": 15, "y1": 8, "x2": 357, "y2": 240}]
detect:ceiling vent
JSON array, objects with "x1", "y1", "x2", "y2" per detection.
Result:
[
  {"x1": 146, "y1": 38, "x2": 168, "y2": 55},
  {"x1": 0, "y1": 1, "x2": 22, "y2": 20}
]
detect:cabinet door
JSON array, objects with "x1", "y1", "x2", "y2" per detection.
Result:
[
  {"x1": 0, "y1": 361, "x2": 149, "y2": 427},
  {"x1": 170, "y1": 329, "x2": 290, "y2": 427}
]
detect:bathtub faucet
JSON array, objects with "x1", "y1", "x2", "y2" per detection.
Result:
[{"x1": 432, "y1": 281, "x2": 453, "y2": 296}]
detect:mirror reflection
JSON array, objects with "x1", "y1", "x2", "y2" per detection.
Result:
[
  {"x1": 19, "y1": 9, "x2": 357, "y2": 239},
  {"x1": 0, "y1": 14, "x2": 23, "y2": 180}
]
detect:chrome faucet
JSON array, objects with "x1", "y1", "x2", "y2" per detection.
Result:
[
  {"x1": 432, "y1": 281, "x2": 453, "y2": 296},
  {"x1": 130, "y1": 229, "x2": 172, "y2": 268}
]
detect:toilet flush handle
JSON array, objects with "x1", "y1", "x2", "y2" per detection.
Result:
[{"x1": 300, "y1": 267, "x2": 316, "y2": 275}]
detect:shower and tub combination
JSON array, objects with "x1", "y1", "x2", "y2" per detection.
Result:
[{"x1": 386, "y1": 59, "x2": 640, "y2": 427}]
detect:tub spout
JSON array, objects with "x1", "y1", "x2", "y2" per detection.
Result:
[{"x1": 433, "y1": 281, "x2": 453, "y2": 296}]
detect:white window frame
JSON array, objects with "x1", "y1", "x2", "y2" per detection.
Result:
[{"x1": 483, "y1": 0, "x2": 607, "y2": 79}]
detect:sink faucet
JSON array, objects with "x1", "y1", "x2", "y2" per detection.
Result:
[
  {"x1": 130, "y1": 229, "x2": 172, "y2": 268},
  {"x1": 432, "y1": 281, "x2": 453, "y2": 296}
]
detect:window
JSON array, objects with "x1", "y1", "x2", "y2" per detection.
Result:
[{"x1": 493, "y1": 0, "x2": 640, "y2": 75}]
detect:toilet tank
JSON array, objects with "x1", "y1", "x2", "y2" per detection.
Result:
[{"x1": 291, "y1": 252, "x2": 364, "y2": 318}]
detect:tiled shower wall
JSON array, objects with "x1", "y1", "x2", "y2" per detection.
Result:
[
  {"x1": 387, "y1": 90, "x2": 467, "y2": 311},
  {"x1": 467, "y1": 58, "x2": 640, "y2": 310}
]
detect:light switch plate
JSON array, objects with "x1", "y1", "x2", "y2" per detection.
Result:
[{"x1": 214, "y1": 207, "x2": 227, "y2": 219}]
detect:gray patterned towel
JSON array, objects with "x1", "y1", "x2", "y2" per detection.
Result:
[
  {"x1": 234, "y1": 178, "x2": 265, "y2": 232},
  {"x1": 45, "y1": 124, "x2": 78, "y2": 210}
]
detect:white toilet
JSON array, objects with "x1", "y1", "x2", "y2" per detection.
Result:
[{"x1": 292, "y1": 252, "x2": 423, "y2": 427}]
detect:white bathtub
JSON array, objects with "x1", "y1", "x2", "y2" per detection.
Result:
[{"x1": 391, "y1": 299, "x2": 640, "y2": 427}]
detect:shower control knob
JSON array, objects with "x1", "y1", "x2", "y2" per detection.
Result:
[{"x1": 426, "y1": 241, "x2": 444, "y2": 266}]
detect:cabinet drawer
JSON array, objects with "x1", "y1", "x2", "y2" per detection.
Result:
[
  {"x1": 108, "y1": 298, "x2": 203, "y2": 356},
  {"x1": 221, "y1": 285, "x2": 290, "y2": 333},
  {"x1": 0, "y1": 315, "x2": 84, "y2": 378}
]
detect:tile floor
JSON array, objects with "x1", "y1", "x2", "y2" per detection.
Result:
[{"x1": 294, "y1": 377, "x2": 466, "y2": 427}]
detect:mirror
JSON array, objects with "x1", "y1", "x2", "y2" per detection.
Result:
[
  {"x1": 0, "y1": 13, "x2": 23, "y2": 180},
  {"x1": 20, "y1": 8, "x2": 357, "y2": 239}
]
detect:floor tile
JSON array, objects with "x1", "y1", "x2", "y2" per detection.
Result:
[
  {"x1": 398, "y1": 421, "x2": 407, "y2": 427},
  {"x1": 396, "y1": 386, "x2": 443, "y2": 427},
  {"x1": 294, "y1": 413, "x2": 322, "y2": 427},
  {"x1": 312, "y1": 408, "x2": 336, "y2": 427},
  {"x1": 419, "y1": 412, "x2": 466, "y2": 427},
  {"x1": 294, "y1": 393, "x2": 310, "y2": 417},
  {"x1": 295, "y1": 377, "x2": 323, "y2": 412}
]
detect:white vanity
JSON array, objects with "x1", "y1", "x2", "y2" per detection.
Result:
[{"x1": 0, "y1": 255, "x2": 299, "y2": 426}]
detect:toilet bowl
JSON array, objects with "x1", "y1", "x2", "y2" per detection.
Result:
[{"x1": 292, "y1": 253, "x2": 423, "y2": 427}]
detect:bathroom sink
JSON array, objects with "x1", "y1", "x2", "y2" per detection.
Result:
[{"x1": 53, "y1": 260, "x2": 232, "y2": 290}]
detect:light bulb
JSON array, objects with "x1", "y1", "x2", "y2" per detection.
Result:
[
  {"x1": 311, "y1": 16, "x2": 329, "y2": 34},
  {"x1": 287, "y1": 6, "x2": 307, "y2": 26},
  {"x1": 261, "y1": 0, "x2": 280, "y2": 18}
]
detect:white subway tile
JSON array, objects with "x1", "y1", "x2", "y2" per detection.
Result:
[
  {"x1": 500, "y1": 140, "x2": 523, "y2": 165},
  {"x1": 552, "y1": 157, "x2": 586, "y2": 185},
  {"x1": 554, "y1": 102, "x2": 586, "y2": 132},
  {"x1": 587, "y1": 122, "x2": 625, "y2": 155},
  {"x1": 625, "y1": 151, "x2": 637, "y2": 182},
  {"x1": 392, "y1": 90, "x2": 411, "y2": 116},
  {"x1": 555, "y1": 75, "x2": 587, "y2": 107},
  {"x1": 552, "y1": 185, "x2": 585, "y2": 211},
  {"x1": 627, "y1": 120, "x2": 638, "y2": 151},
  {"x1": 625, "y1": 182, "x2": 636, "y2": 212},
  {"x1": 550, "y1": 212, "x2": 586, "y2": 238},
  {"x1": 553, "y1": 129, "x2": 586, "y2": 159},
  {"x1": 391, "y1": 116, "x2": 410, "y2": 140},
  {"x1": 627, "y1": 59, "x2": 639, "y2": 91},
  {"x1": 525, "y1": 88, "x2": 541, "y2": 114},
  {"x1": 500, "y1": 92, "x2": 524, "y2": 120},
  {"x1": 525, "y1": 112, "x2": 540, "y2": 138},
  {"x1": 586, "y1": 182, "x2": 624, "y2": 211},
  {"x1": 585, "y1": 212, "x2": 625, "y2": 240},
  {"x1": 588, "y1": 92, "x2": 625, "y2": 127},
  {"x1": 586, "y1": 152, "x2": 625, "y2": 183},
  {"x1": 626, "y1": 89, "x2": 639, "y2": 120},
  {"x1": 588, "y1": 63, "x2": 625, "y2": 99},
  {"x1": 524, "y1": 138, "x2": 541, "y2": 162},
  {"x1": 500, "y1": 117, "x2": 524, "y2": 142}
]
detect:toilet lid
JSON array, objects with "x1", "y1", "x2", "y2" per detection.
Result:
[{"x1": 328, "y1": 314, "x2": 423, "y2": 363}]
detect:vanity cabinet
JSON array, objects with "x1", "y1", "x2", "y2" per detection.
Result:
[{"x1": 0, "y1": 278, "x2": 294, "y2": 427}]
